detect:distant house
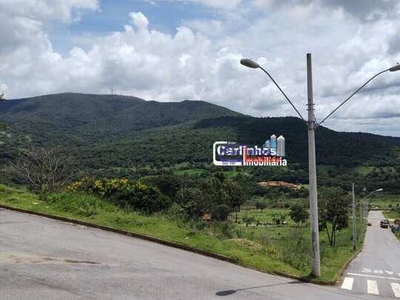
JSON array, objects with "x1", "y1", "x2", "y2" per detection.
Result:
[
  {"x1": 258, "y1": 181, "x2": 298, "y2": 189},
  {"x1": 202, "y1": 213, "x2": 212, "y2": 221}
]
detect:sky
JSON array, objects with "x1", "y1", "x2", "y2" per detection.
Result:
[{"x1": 0, "y1": 0, "x2": 400, "y2": 136}]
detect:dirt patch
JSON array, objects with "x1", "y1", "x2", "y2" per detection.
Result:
[{"x1": 228, "y1": 238, "x2": 263, "y2": 251}]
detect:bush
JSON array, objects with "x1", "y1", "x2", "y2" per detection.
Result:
[
  {"x1": 289, "y1": 203, "x2": 309, "y2": 226},
  {"x1": 67, "y1": 178, "x2": 172, "y2": 214},
  {"x1": 272, "y1": 213, "x2": 287, "y2": 225},
  {"x1": 167, "y1": 203, "x2": 186, "y2": 220},
  {"x1": 211, "y1": 204, "x2": 231, "y2": 221},
  {"x1": 189, "y1": 219, "x2": 207, "y2": 231},
  {"x1": 255, "y1": 201, "x2": 267, "y2": 212},
  {"x1": 281, "y1": 228, "x2": 310, "y2": 271},
  {"x1": 242, "y1": 215, "x2": 256, "y2": 227},
  {"x1": 126, "y1": 182, "x2": 172, "y2": 214},
  {"x1": 46, "y1": 192, "x2": 113, "y2": 217},
  {"x1": 212, "y1": 221, "x2": 233, "y2": 239}
]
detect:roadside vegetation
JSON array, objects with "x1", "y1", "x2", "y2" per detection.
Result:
[
  {"x1": 370, "y1": 195, "x2": 400, "y2": 212},
  {"x1": 2, "y1": 94, "x2": 400, "y2": 285},
  {"x1": 379, "y1": 196, "x2": 400, "y2": 240},
  {"x1": 0, "y1": 177, "x2": 365, "y2": 283}
]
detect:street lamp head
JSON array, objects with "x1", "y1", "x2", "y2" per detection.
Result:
[
  {"x1": 375, "y1": 188, "x2": 383, "y2": 192},
  {"x1": 389, "y1": 64, "x2": 400, "y2": 72},
  {"x1": 240, "y1": 58, "x2": 260, "y2": 69}
]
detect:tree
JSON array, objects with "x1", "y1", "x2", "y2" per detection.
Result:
[
  {"x1": 180, "y1": 187, "x2": 208, "y2": 219},
  {"x1": 129, "y1": 183, "x2": 172, "y2": 215},
  {"x1": 141, "y1": 174, "x2": 180, "y2": 199},
  {"x1": 211, "y1": 172, "x2": 229, "y2": 204},
  {"x1": 211, "y1": 204, "x2": 231, "y2": 221},
  {"x1": 205, "y1": 172, "x2": 248, "y2": 222},
  {"x1": 7, "y1": 147, "x2": 76, "y2": 194},
  {"x1": 226, "y1": 178, "x2": 248, "y2": 222},
  {"x1": 318, "y1": 187, "x2": 351, "y2": 247},
  {"x1": 272, "y1": 213, "x2": 287, "y2": 225},
  {"x1": 289, "y1": 203, "x2": 309, "y2": 227},
  {"x1": 0, "y1": 93, "x2": 5, "y2": 101},
  {"x1": 255, "y1": 200, "x2": 267, "y2": 212}
]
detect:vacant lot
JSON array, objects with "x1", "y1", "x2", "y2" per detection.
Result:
[{"x1": 0, "y1": 184, "x2": 364, "y2": 283}]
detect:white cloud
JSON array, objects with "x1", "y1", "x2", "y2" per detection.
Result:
[
  {"x1": 189, "y1": 0, "x2": 242, "y2": 9},
  {"x1": 129, "y1": 12, "x2": 149, "y2": 29},
  {"x1": 1, "y1": 0, "x2": 99, "y2": 23},
  {"x1": 145, "y1": 0, "x2": 243, "y2": 9},
  {"x1": 0, "y1": 0, "x2": 400, "y2": 136}
]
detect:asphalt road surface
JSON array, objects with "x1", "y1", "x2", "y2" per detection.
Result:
[
  {"x1": 340, "y1": 210, "x2": 400, "y2": 298},
  {"x1": 0, "y1": 208, "x2": 384, "y2": 300}
]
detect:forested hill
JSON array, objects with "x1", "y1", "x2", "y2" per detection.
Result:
[
  {"x1": 1, "y1": 92, "x2": 400, "y2": 175},
  {"x1": 194, "y1": 116, "x2": 400, "y2": 167},
  {"x1": 0, "y1": 93, "x2": 240, "y2": 138}
]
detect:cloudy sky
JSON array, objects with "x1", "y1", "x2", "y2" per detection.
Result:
[{"x1": 1, "y1": 0, "x2": 400, "y2": 136}]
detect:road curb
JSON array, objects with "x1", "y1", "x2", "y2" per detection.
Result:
[
  {"x1": 0, "y1": 203, "x2": 360, "y2": 285},
  {"x1": 0, "y1": 204, "x2": 238, "y2": 265},
  {"x1": 335, "y1": 244, "x2": 364, "y2": 285},
  {"x1": 272, "y1": 271, "x2": 335, "y2": 285}
]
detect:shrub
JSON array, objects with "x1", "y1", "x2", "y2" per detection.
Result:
[
  {"x1": 212, "y1": 221, "x2": 233, "y2": 239},
  {"x1": 255, "y1": 201, "x2": 267, "y2": 212},
  {"x1": 67, "y1": 178, "x2": 172, "y2": 214},
  {"x1": 242, "y1": 215, "x2": 256, "y2": 227},
  {"x1": 289, "y1": 204, "x2": 309, "y2": 227},
  {"x1": 167, "y1": 203, "x2": 186, "y2": 219},
  {"x1": 281, "y1": 228, "x2": 310, "y2": 271},
  {"x1": 46, "y1": 192, "x2": 112, "y2": 217},
  {"x1": 272, "y1": 213, "x2": 287, "y2": 225},
  {"x1": 211, "y1": 204, "x2": 231, "y2": 221}
]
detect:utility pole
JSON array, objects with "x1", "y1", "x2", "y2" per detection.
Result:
[
  {"x1": 352, "y1": 183, "x2": 356, "y2": 251},
  {"x1": 240, "y1": 55, "x2": 396, "y2": 278},
  {"x1": 360, "y1": 196, "x2": 364, "y2": 238},
  {"x1": 307, "y1": 53, "x2": 321, "y2": 277}
]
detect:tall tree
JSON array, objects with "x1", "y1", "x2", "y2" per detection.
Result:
[
  {"x1": 211, "y1": 172, "x2": 228, "y2": 204},
  {"x1": 318, "y1": 187, "x2": 350, "y2": 247},
  {"x1": 226, "y1": 179, "x2": 248, "y2": 222}
]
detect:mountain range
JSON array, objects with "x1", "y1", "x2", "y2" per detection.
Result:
[{"x1": 0, "y1": 93, "x2": 399, "y2": 192}]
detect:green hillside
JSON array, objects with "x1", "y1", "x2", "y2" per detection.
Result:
[
  {"x1": 1, "y1": 92, "x2": 400, "y2": 193},
  {"x1": 0, "y1": 93, "x2": 240, "y2": 144}
]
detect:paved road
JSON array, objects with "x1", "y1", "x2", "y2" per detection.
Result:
[
  {"x1": 340, "y1": 210, "x2": 400, "y2": 298},
  {"x1": 0, "y1": 209, "x2": 381, "y2": 300}
]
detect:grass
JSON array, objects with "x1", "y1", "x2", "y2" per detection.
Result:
[
  {"x1": 236, "y1": 208, "x2": 290, "y2": 223},
  {"x1": 354, "y1": 166, "x2": 374, "y2": 175},
  {"x1": 368, "y1": 195, "x2": 400, "y2": 210},
  {"x1": 0, "y1": 184, "x2": 365, "y2": 283},
  {"x1": 384, "y1": 211, "x2": 400, "y2": 219},
  {"x1": 370, "y1": 195, "x2": 400, "y2": 232},
  {"x1": 234, "y1": 208, "x2": 365, "y2": 279},
  {"x1": 382, "y1": 210, "x2": 400, "y2": 241}
]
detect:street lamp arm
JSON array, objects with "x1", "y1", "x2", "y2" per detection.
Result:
[
  {"x1": 316, "y1": 69, "x2": 390, "y2": 128},
  {"x1": 258, "y1": 66, "x2": 306, "y2": 122},
  {"x1": 361, "y1": 188, "x2": 383, "y2": 202}
]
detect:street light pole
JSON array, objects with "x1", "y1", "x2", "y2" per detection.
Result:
[
  {"x1": 307, "y1": 53, "x2": 320, "y2": 276},
  {"x1": 352, "y1": 183, "x2": 356, "y2": 251},
  {"x1": 361, "y1": 188, "x2": 384, "y2": 222},
  {"x1": 240, "y1": 55, "x2": 400, "y2": 277}
]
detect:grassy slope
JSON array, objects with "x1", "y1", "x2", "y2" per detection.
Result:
[{"x1": 0, "y1": 184, "x2": 363, "y2": 283}]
